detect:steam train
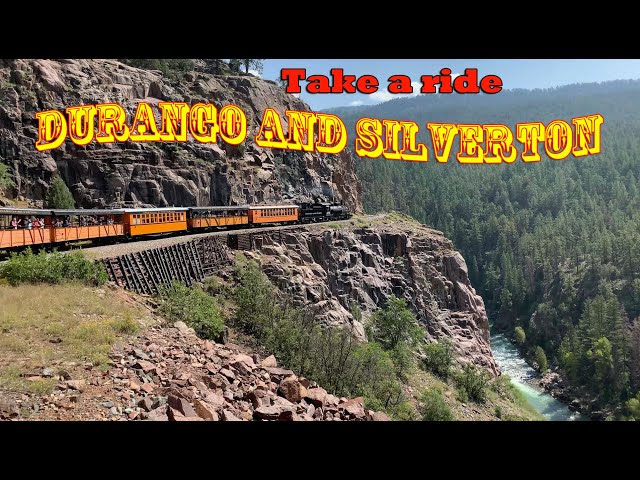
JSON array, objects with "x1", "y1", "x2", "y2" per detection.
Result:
[{"x1": 0, "y1": 202, "x2": 352, "y2": 251}]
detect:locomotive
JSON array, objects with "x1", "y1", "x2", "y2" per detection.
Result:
[{"x1": 0, "y1": 201, "x2": 352, "y2": 251}]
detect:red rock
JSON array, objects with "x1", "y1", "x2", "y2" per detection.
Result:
[
  {"x1": 173, "y1": 415, "x2": 205, "y2": 421},
  {"x1": 247, "y1": 389, "x2": 269, "y2": 408},
  {"x1": 304, "y1": 387, "x2": 327, "y2": 407},
  {"x1": 174, "y1": 321, "x2": 194, "y2": 335},
  {"x1": 146, "y1": 407, "x2": 169, "y2": 421},
  {"x1": 193, "y1": 399, "x2": 219, "y2": 421},
  {"x1": 138, "y1": 397, "x2": 154, "y2": 412},
  {"x1": 230, "y1": 353, "x2": 255, "y2": 367},
  {"x1": 254, "y1": 405, "x2": 281, "y2": 420},
  {"x1": 203, "y1": 340, "x2": 215, "y2": 351},
  {"x1": 65, "y1": 380, "x2": 86, "y2": 392},
  {"x1": 278, "y1": 376, "x2": 304, "y2": 403},
  {"x1": 299, "y1": 377, "x2": 311, "y2": 388},
  {"x1": 260, "y1": 355, "x2": 277, "y2": 368},
  {"x1": 341, "y1": 397, "x2": 366, "y2": 418},
  {"x1": 203, "y1": 391, "x2": 225, "y2": 408},
  {"x1": 265, "y1": 367, "x2": 294, "y2": 378},
  {"x1": 325, "y1": 394, "x2": 339, "y2": 406},
  {"x1": 205, "y1": 363, "x2": 219, "y2": 374},
  {"x1": 141, "y1": 383, "x2": 154, "y2": 394},
  {"x1": 373, "y1": 411, "x2": 392, "y2": 421},
  {"x1": 278, "y1": 410, "x2": 294, "y2": 421},
  {"x1": 219, "y1": 368, "x2": 236, "y2": 381},
  {"x1": 221, "y1": 409, "x2": 243, "y2": 421},
  {"x1": 135, "y1": 360, "x2": 156, "y2": 373},
  {"x1": 129, "y1": 381, "x2": 141, "y2": 392},
  {"x1": 167, "y1": 395, "x2": 197, "y2": 417},
  {"x1": 128, "y1": 411, "x2": 139, "y2": 420}
]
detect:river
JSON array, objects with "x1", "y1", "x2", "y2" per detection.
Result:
[{"x1": 490, "y1": 330, "x2": 583, "y2": 421}]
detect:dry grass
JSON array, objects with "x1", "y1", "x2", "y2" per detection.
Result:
[{"x1": 0, "y1": 283, "x2": 152, "y2": 395}]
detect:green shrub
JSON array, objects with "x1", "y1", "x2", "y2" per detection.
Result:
[
  {"x1": 0, "y1": 248, "x2": 107, "y2": 286},
  {"x1": 514, "y1": 326, "x2": 526, "y2": 345},
  {"x1": 157, "y1": 281, "x2": 224, "y2": 340},
  {"x1": 118, "y1": 59, "x2": 195, "y2": 80},
  {"x1": 422, "y1": 339, "x2": 454, "y2": 380},
  {"x1": 45, "y1": 175, "x2": 75, "y2": 209},
  {"x1": 534, "y1": 346, "x2": 548, "y2": 372},
  {"x1": 626, "y1": 393, "x2": 640, "y2": 420},
  {"x1": 230, "y1": 259, "x2": 409, "y2": 417},
  {"x1": 370, "y1": 295, "x2": 423, "y2": 350},
  {"x1": 419, "y1": 387, "x2": 454, "y2": 421},
  {"x1": 0, "y1": 162, "x2": 14, "y2": 194},
  {"x1": 455, "y1": 363, "x2": 490, "y2": 404}
]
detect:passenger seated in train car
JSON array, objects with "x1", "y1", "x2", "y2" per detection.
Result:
[
  {"x1": 26, "y1": 217, "x2": 33, "y2": 229},
  {"x1": 32, "y1": 218, "x2": 40, "y2": 228},
  {"x1": 63, "y1": 216, "x2": 71, "y2": 227},
  {"x1": 10, "y1": 217, "x2": 18, "y2": 229},
  {"x1": 54, "y1": 218, "x2": 63, "y2": 227},
  {"x1": 40, "y1": 217, "x2": 46, "y2": 228},
  {"x1": 107, "y1": 217, "x2": 114, "y2": 225}
]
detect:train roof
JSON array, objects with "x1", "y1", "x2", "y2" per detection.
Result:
[
  {"x1": 189, "y1": 206, "x2": 250, "y2": 211},
  {"x1": 249, "y1": 204, "x2": 300, "y2": 209},
  {"x1": 122, "y1": 207, "x2": 190, "y2": 213},
  {"x1": 51, "y1": 209, "x2": 125, "y2": 215},
  {"x1": 0, "y1": 207, "x2": 53, "y2": 216}
]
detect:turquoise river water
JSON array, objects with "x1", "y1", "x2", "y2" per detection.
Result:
[{"x1": 490, "y1": 330, "x2": 584, "y2": 421}]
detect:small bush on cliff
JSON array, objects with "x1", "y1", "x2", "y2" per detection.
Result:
[
  {"x1": 514, "y1": 326, "x2": 526, "y2": 345},
  {"x1": 370, "y1": 295, "x2": 423, "y2": 350},
  {"x1": 0, "y1": 162, "x2": 14, "y2": 195},
  {"x1": 158, "y1": 281, "x2": 224, "y2": 340},
  {"x1": 419, "y1": 387, "x2": 454, "y2": 421},
  {"x1": 119, "y1": 59, "x2": 195, "y2": 79},
  {"x1": 534, "y1": 346, "x2": 548, "y2": 372},
  {"x1": 455, "y1": 364, "x2": 490, "y2": 404},
  {"x1": 422, "y1": 339, "x2": 454, "y2": 380},
  {"x1": 45, "y1": 175, "x2": 75, "y2": 209},
  {"x1": 0, "y1": 248, "x2": 107, "y2": 286}
]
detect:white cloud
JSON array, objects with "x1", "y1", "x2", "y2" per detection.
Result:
[
  {"x1": 248, "y1": 69, "x2": 262, "y2": 78},
  {"x1": 368, "y1": 81, "x2": 423, "y2": 104},
  {"x1": 349, "y1": 100, "x2": 364, "y2": 106},
  {"x1": 292, "y1": 93, "x2": 300, "y2": 98}
]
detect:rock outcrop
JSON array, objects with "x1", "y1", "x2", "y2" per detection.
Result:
[
  {"x1": 244, "y1": 217, "x2": 497, "y2": 375},
  {"x1": 0, "y1": 59, "x2": 362, "y2": 212}
]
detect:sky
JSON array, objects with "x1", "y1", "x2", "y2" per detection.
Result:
[{"x1": 260, "y1": 59, "x2": 640, "y2": 111}]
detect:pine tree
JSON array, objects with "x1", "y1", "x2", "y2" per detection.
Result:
[{"x1": 45, "y1": 176, "x2": 75, "y2": 209}]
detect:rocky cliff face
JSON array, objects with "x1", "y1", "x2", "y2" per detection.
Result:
[
  {"x1": 244, "y1": 216, "x2": 497, "y2": 375},
  {"x1": 0, "y1": 59, "x2": 362, "y2": 211}
]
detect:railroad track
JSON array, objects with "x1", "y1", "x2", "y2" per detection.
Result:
[{"x1": 82, "y1": 215, "x2": 379, "y2": 260}]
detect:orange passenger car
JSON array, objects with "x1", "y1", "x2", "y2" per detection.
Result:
[
  {"x1": 51, "y1": 209, "x2": 124, "y2": 243},
  {"x1": 247, "y1": 205, "x2": 299, "y2": 224},
  {"x1": 188, "y1": 206, "x2": 249, "y2": 229},
  {"x1": 0, "y1": 208, "x2": 53, "y2": 249},
  {"x1": 123, "y1": 208, "x2": 188, "y2": 237}
]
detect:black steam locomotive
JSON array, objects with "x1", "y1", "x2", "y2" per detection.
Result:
[{"x1": 299, "y1": 202, "x2": 352, "y2": 223}]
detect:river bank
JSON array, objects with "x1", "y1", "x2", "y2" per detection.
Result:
[{"x1": 489, "y1": 331, "x2": 584, "y2": 421}]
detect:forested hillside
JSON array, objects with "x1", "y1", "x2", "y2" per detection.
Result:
[{"x1": 330, "y1": 80, "x2": 640, "y2": 416}]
